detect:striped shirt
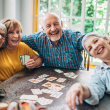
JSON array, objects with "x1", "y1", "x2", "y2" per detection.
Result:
[{"x1": 21, "y1": 29, "x2": 84, "y2": 69}]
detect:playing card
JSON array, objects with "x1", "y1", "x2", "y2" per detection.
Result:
[
  {"x1": 31, "y1": 89, "x2": 42, "y2": 95},
  {"x1": 20, "y1": 99, "x2": 37, "y2": 104},
  {"x1": 41, "y1": 89, "x2": 55, "y2": 94},
  {"x1": 38, "y1": 97, "x2": 53, "y2": 105},
  {"x1": 28, "y1": 79, "x2": 39, "y2": 83},
  {"x1": 54, "y1": 69, "x2": 63, "y2": 73},
  {"x1": 36, "y1": 77, "x2": 46, "y2": 82},
  {"x1": 20, "y1": 55, "x2": 30, "y2": 66},
  {"x1": 24, "y1": 55, "x2": 30, "y2": 64},
  {"x1": 48, "y1": 83, "x2": 65, "y2": 91},
  {"x1": 20, "y1": 95, "x2": 38, "y2": 101},
  {"x1": 42, "y1": 82, "x2": 54, "y2": 87},
  {"x1": 38, "y1": 74, "x2": 49, "y2": 78},
  {"x1": 64, "y1": 72, "x2": 78, "y2": 79},
  {"x1": 50, "y1": 91, "x2": 63, "y2": 98},
  {"x1": 56, "y1": 78, "x2": 66, "y2": 82},
  {"x1": 46, "y1": 77, "x2": 57, "y2": 81}
]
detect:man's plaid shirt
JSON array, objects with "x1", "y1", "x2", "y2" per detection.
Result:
[{"x1": 21, "y1": 29, "x2": 84, "y2": 69}]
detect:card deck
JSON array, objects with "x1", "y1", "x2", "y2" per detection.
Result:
[{"x1": 0, "y1": 89, "x2": 6, "y2": 96}]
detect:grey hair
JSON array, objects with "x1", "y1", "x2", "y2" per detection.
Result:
[
  {"x1": 82, "y1": 32, "x2": 106, "y2": 56},
  {"x1": 0, "y1": 22, "x2": 7, "y2": 34},
  {"x1": 0, "y1": 22, "x2": 7, "y2": 50}
]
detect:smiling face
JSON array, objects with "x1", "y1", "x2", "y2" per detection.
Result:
[
  {"x1": 0, "y1": 29, "x2": 6, "y2": 48},
  {"x1": 42, "y1": 13, "x2": 63, "y2": 44},
  {"x1": 6, "y1": 27, "x2": 21, "y2": 49},
  {"x1": 84, "y1": 36, "x2": 110, "y2": 60}
]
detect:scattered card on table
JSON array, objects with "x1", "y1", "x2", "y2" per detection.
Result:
[
  {"x1": 31, "y1": 89, "x2": 42, "y2": 95},
  {"x1": 20, "y1": 95, "x2": 38, "y2": 101},
  {"x1": 56, "y1": 78, "x2": 66, "y2": 82},
  {"x1": 38, "y1": 74, "x2": 49, "y2": 78},
  {"x1": 54, "y1": 69, "x2": 63, "y2": 73},
  {"x1": 46, "y1": 77, "x2": 57, "y2": 81},
  {"x1": 42, "y1": 82, "x2": 54, "y2": 87},
  {"x1": 28, "y1": 79, "x2": 39, "y2": 83},
  {"x1": 41, "y1": 89, "x2": 55, "y2": 94},
  {"x1": 38, "y1": 97, "x2": 53, "y2": 105},
  {"x1": 50, "y1": 91, "x2": 63, "y2": 98}
]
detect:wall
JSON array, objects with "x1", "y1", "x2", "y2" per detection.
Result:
[{"x1": 0, "y1": 0, "x2": 33, "y2": 35}]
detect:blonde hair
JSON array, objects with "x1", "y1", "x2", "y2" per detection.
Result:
[{"x1": 1, "y1": 18, "x2": 22, "y2": 33}]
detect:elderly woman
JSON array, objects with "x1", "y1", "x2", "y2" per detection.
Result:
[
  {"x1": 0, "y1": 23, "x2": 7, "y2": 49},
  {"x1": 0, "y1": 19, "x2": 42, "y2": 83},
  {"x1": 66, "y1": 32, "x2": 110, "y2": 110}
]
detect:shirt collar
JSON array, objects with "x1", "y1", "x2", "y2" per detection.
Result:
[{"x1": 100, "y1": 62, "x2": 110, "y2": 69}]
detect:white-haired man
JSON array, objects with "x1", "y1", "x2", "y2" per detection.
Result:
[{"x1": 21, "y1": 13, "x2": 84, "y2": 70}]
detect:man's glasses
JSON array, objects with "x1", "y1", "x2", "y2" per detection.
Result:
[{"x1": 0, "y1": 33, "x2": 6, "y2": 40}]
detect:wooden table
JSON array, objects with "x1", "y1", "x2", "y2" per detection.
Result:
[{"x1": 0, "y1": 67, "x2": 110, "y2": 110}]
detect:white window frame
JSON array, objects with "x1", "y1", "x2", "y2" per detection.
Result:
[{"x1": 34, "y1": 0, "x2": 110, "y2": 65}]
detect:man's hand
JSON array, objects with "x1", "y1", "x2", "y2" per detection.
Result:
[
  {"x1": 26, "y1": 59, "x2": 36, "y2": 69},
  {"x1": 66, "y1": 83, "x2": 90, "y2": 110}
]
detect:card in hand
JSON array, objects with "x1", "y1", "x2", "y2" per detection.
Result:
[{"x1": 20, "y1": 55, "x2": 30, "y2": 66}]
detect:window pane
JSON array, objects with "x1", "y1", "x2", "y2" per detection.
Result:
[
  {"x1": 72, "y1": 0, "x2": 82, "y2": 17},
  {"x1": 62, "y1": 0, "x2": 71, "y2": 16},
  {"x1": 50, "y1": 0, "x2": 59, "y2": 15},
  {"x1": 108, "y1": 20, "x2": 110, "y2": 36},
  {"x1": 84, "y1": 19, "x2": 94, "y2": 34},
  {"x1": 72, "y1": 19, "x2": 81, "y2": 31},
  {"x1": 61, "y1": 18, "x2": 70, "y2": 29},
  {"x1": 95, "y1": 20, "x2": 106, "y2": 34},
  {"x1": 86, "y1": 0, "x2": 96, "y2": 17},
  {"x1": 96, "y1": 0, "x2": 107, "y2": 18},
  {"x1": 93, "y1": 58, "x2": 102, "y2": 64},
  {"x1": 38, "y1": 17, "x2": 43, "y2": 32},
  {"x1": 40, "y1": 0, "x2": 48, "y2": 16}
]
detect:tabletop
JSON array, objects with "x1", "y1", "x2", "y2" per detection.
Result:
[{"x1": 0, "y1": 66, "x2": 110, "y2": 110}]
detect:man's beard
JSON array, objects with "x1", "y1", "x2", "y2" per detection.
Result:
[
  {"x1": 50, "y1": 36, "x2": 60, "y2": 41},
  {"x1": 0, "y1": 38, "x2": 8, "y2": 51}
]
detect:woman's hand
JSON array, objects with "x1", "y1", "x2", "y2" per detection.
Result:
[{"x1": 66, "y1": 83, "x2": 90, "y2": 110}]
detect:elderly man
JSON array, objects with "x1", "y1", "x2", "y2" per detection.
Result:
[
  {"x1": 0, "y1": 23, "x2": 7, "y2": 49},
  {"x1": 21, "y1": 12, "x2": 84, "y2": 69}
]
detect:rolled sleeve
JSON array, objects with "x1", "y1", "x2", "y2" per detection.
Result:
[{"x1": 84, "y1": 69, "x2": 106, "y2": 105}]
